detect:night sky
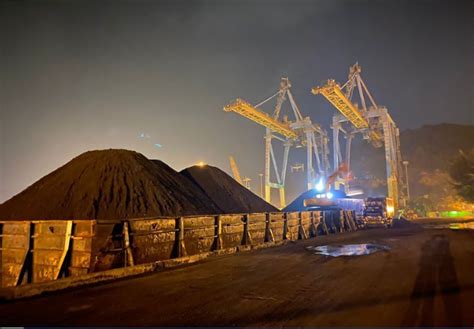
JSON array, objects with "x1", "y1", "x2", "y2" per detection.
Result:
[{"x1": 1, "y1": 0, "x2": 472, "y2": 203}]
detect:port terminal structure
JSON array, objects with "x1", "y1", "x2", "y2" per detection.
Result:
[
  {"x1": 312, "y1": 63, "x2": 405, "y2": 210},
  {"x1": 224, "y1": 78, "x2": 330, "y2": 209}
]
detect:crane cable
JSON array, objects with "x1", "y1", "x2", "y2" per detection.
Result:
[{"x1": 253, "y1": 90, "x2": 282, "y2": 108}]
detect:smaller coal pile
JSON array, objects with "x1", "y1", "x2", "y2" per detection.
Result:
[
  {"x1": 283, "y1": 189, "x2": 365, "y2": 215},
  {"x1": 181, "y1": 165, "x2": 278, "y2": 214}
]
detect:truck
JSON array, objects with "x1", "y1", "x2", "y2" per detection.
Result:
[{"x1": 363, "y1": 197, "x2": 395, "y2": 228}]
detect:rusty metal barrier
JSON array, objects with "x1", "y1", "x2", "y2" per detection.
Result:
[
  {"x1": 127, "y1": 218, "x2": 176, "y2": 265},
  {"x1": 0, "y1": 210, "x2": 356, "y2": 288},
  {"x1": 0, "y1": 221, "x2": 31, "y2": 287},
  {"x1": 32, "y1": 220, "x2": 73, "y2": 283},
  {"x1": 0, "y1": 220, "x2": 98, "y2": 287},
  {"x1": 182, "y1": 216, "x2": 216, "y2": 256},
  {"x1": 69, "y1": 220, "x2": 96, "y2": 277}
]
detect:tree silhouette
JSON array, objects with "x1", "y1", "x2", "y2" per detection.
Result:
[{"x1": 449, "y1": 149, "x2": 474, "y2": 203}]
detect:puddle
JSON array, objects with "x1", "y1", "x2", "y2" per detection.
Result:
[
  {"x1": 448, "y1": 222, "x2": 474, "y2": 230},
  {"x1": 306, "y1": 243, "x2": 390, "y2": 257},
  {"x1": 422, "y1": 222, "x2": 474, "y2": 230}
]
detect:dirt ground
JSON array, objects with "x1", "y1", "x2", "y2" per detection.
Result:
[{"x1": 1, "y1": 218, "x2": 473, "y2": 326}]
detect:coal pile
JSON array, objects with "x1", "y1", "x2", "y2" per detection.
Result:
[
  {"x1": 283, "y1": 189, "x2": 320, "y2": 212},
  {"x1": 0, "y1": 150, "x2": 221, "y2": 220},
  {"x1": 391, "y1": 217, "x2": 420, "y2": 229},
  {"x1": 181, "y1": 165, "x2": 278, "y2": 213}
]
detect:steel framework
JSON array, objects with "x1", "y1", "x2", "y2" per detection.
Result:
[
  {"x1": 225, "y1": 78, "x2": 330, "y2": 208},
  {"x1": 312, "y1": 63, "x2": 404, "y2": 209},
  {"x1": 229, "y1": 156, "x2": 251, "y2": 190}
]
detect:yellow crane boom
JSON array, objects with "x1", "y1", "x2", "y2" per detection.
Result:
[
  {"x1": 229, "y1": 156, "x2": 242, "y2": 185},
  {"x1": 224, "y1": 98, "x2": 298, "y2": 139},
  {"x1": 312, "y1": 79, "x2": 368, "y2": 129},
  {"x1": 312, "y1": 80, "x2": 381, "y2": 142}
]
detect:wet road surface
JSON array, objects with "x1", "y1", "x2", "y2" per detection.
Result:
[{"x1": 1, "y1": 221, "x2": 473, "y2": 326}]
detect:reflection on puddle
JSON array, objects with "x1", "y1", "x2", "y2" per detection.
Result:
[
  {"x1": 306, "y1": 243, "x2": 390, "y2": 257},
  {"x1": 449, "y1": 222, "x2": 474, "y2": 230},
  {"x1": 422, "y1": 222, "x2": 474, "y2": 230}
]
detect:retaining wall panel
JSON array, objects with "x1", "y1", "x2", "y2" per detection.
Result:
[
  {"x1": 220, "y1": 214, "x2": 244, "y2": 249},
  {"x1": 91, "y1": 222, "x2": 124, "y2": 272},
  {"x1": 248, "y1": 213, "x2": 266, "y2": 244},
  {"x1": 269, "y1": 213, "x2": 285, "y2": 241},
  {"x1": 32, "y1": 220, "x2": 72, "y2": 283},
  {"x1": 69, "y1": 220, "x2": 95, "y2": 277},
  {"x1": 183, "y1": 216, "x2": 216, "y2": 256},
  {"x1": 286, "y1": 212, "x2": 299, "y2": 240},
  {"x1": 301, "y1": 211, "x2": 312, "y2": 237},
  {"x1": 129, "y1": 218, "x2": 176, "y2": 264},
  {"x1": 0, "y1": 221, "x2": 30, "y2": 287}
]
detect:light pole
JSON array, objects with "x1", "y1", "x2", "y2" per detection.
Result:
[
  {"x1": 403, "y1": 160, "x2": 410, "y2": 203},
  {"x1": 258, "y1": 173, "x2": 264, "y2": 198}
]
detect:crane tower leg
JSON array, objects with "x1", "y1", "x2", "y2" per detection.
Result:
[
  {"x1": 311, "y1": 134, "x2": 322, "y2": 177},
  {"x1": 332, "y1": 124, "x2": 340, "y2": 171},
  {"x1": 279, "y1": 141, "x2": 290, "y2": 209},
  {"x1": 279, "y1": 188, "x2": 286, "y2": 209},
  {"x1": 281, "y1": 142, "x2": 290, "y2": 186},
  {"x1": 264, "y1": 129, "x2": 272, "y2": 203},
  {"x1": 382, "y1": 115, "x2": 399, "y2": 210},
  {"x1": 306, "y1": 131, "x2": 313, "y2": 190},
  {"x1": 345, "y1": 134, "x2": 353, "y2": 170}
]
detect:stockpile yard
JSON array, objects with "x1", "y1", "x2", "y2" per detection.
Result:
[
  {"x1": 0, "y1": 149, "x2": 218, "y2": 220},
  {"x1": 0, "y1": 149, "x2": 276, "y2": 220},
  {"x1": 1, "y1": 0, "x2": 473, "y2": 327}
]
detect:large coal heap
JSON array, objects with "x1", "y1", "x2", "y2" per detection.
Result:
[
  {"x1": 181, "y1": 165, "x2": 278, "y2": 214},
  {"x1": 0, "y1": 149, "x2": 221, "y2": 220}
]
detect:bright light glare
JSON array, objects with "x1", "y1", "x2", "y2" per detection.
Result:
[
  {"x1": 197, "y1": 161, "x2": 206, "y2": 167},
  {"x1": 326, "y1": 192, "x2": 333, "y2": 199},
  {"x1": 315, "y1": 178, "x2": 324, "y2": 192}
]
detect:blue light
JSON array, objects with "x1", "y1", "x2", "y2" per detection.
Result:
[
  {"x1": 315, "y1": 178, "x2": 324, "y2": 192},
  {"x1": 326, "y1": 192, "x2": 333, "y2": 199},
  {"x1": 154, "y1": 143, "x2": 162, "y2": 148}
]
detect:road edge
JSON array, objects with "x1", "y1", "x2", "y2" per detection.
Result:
[{"x1": 0, "y1": 240, "x2": 287, "y2": 301}]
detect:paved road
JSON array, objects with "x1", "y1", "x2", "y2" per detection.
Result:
[{"x1": 1, "y1": 223, "x2": 473, "y2": 326}]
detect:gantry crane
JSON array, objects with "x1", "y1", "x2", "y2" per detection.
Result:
[
  {"x1": 229, "y1": 156, "x2": 252, "y2": 190},
  {"x1": 312, "y1": 63, "x2": 404, "y2": 210},
  {"x1": 225, "y1": 78, "x2": 330, "y2": 208},
  {"x1": 229, "y1": 156, "x2": 243, "y2": 185}
]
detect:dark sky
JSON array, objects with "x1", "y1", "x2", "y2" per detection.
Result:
[{"x1": 1, "y1": 0, "x2": 473, "y2": 203}]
